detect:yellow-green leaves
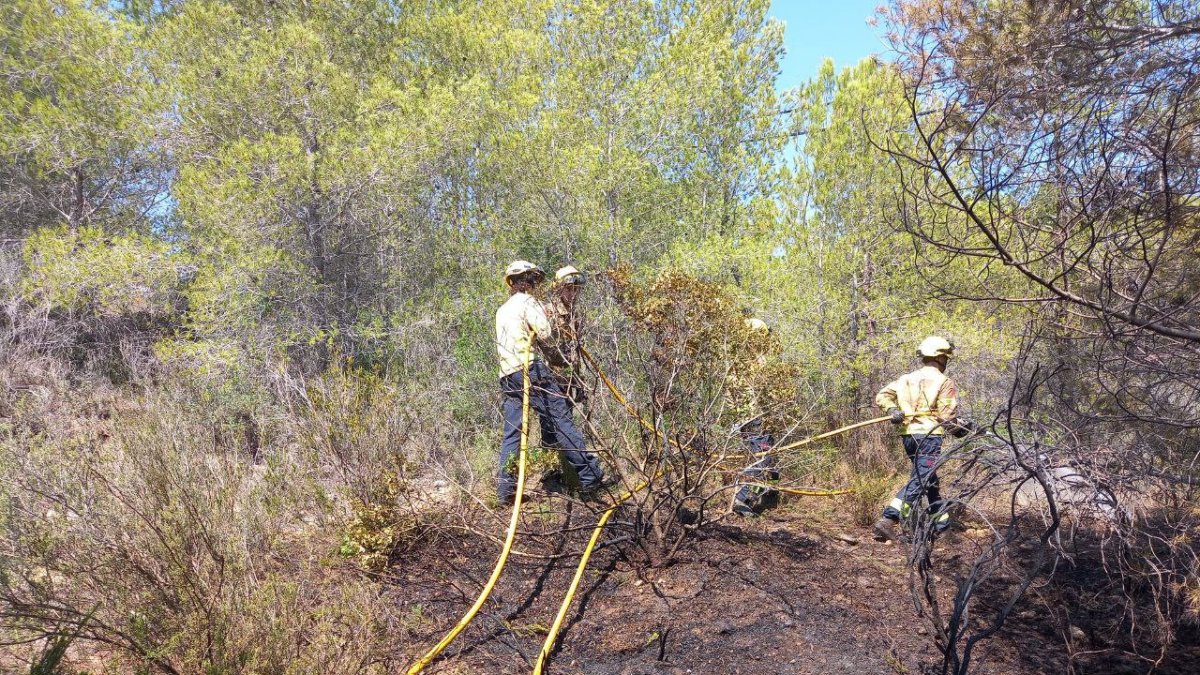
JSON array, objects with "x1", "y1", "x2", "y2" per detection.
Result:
[
  {"x1": 1, "y1": 0, "x2": 164, "y2": 234},
  {"x1": 23, "y1": 225, "x2": 180, "y2": 317}
]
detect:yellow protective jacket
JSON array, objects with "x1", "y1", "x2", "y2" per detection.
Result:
[
  {"x1": 495, "y1": 292, "x2": 552, "y2": 377},
  {"x1": 875, "y1": 365, "x2": 958, "y2": 436}
]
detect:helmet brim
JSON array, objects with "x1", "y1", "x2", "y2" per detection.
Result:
[{"x1": 506, "y1": 270, "x2": 546, "y2": 286}]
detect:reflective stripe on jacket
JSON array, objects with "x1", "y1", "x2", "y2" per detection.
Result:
[
  {"x1": 875, "y1": 365, "x2": 958, "y2": 435},
  {"x1": 495, "y1": 292, "x2": 552, "y2": 377}
]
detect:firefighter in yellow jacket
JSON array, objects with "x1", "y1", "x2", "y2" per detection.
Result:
[{"x1": 872, "y1": 336, "x2": 960, "y2": 541}]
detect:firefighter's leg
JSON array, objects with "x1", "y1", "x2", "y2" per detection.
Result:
[
  {"x1": 496, "y1": 372, "x2": 524, "y2": 503},
  {"x1": 881, "y1": 435, "x2": 920, "y2": 521},
  {"x1": 886, "y1": 435, "x2": 949, "y2": 532},
  {"x1": 875, "y1": 436, "x2": 920, "y2": 540},
  {"x1": 533, "y1": 376, "x2": 571, "y2": 488},
  {"x1": 733, "y1": 434, "x2": 778, "y2": 515},
  {"x1": 914, "y1": 436, "x2": 950, "y2": 531},
  {"x1": 532, "y1": 363, "x2": 604, "y2": 489}
]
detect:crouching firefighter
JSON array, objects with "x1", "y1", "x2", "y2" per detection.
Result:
[
  {"x1": 494, "y1": 260, "x2": 606, "y2": 504},
  {"x1": 730, "y1": 317, "x2": 780, "y2": 516},
  {"x1": 872, "y1": 336, "x2": 964, "y2": 541}
]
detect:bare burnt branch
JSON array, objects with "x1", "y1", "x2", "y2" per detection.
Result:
[{"x1": 878, "y1": 4, "x2": 1200, "y2": 670}]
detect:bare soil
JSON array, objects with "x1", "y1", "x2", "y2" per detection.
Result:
[{"x1": 386, "y1": 494, "x2": 1200, "y2": 675}]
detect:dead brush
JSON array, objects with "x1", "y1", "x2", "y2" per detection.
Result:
[
  {"x1": 0, "y1": 360, "x2": 399, "y2": 672},
  {"x1": 283, "y1": 363, "x2": 449, "y2": 573},
  {"x1": 574, "y1": 269, "x2": 813, "y2": 566},
  {"x1": 844, "y1": 469, "x2": 897, "y2": 527}
]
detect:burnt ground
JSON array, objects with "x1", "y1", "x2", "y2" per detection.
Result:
[{"x1": 385, "y1": 493, "x2": 1200, "y2": 675}]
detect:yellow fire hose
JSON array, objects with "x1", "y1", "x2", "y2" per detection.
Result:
[
  {"x1": 533, "y1": 353, "x2": 891, "y2": 674},
  {"x1": 533, "y1": 347, "x2": 683, "y2": 674},
  {"x1": 533, "y1": 472, "x2": 655, "y2": 674},
  {"x1": 775, "y1": 485, "x2": 853, "y2": 497},
  {"x1": 720, "y1": 416, "x2": 890, "y2": 510},
  {"x1": 533, "y1": 497, "x2": 618, "y2": 674},
  {"x1": 406, "y1": 341, "x2": 534, "y2": 675},
  {"x1": 772, "y1": 415, "x2": 892, "y2": 453},
  {"x1": 578, "y1": 345, "x2": 683, "y2": 451}
]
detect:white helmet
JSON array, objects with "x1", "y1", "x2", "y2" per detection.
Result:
[
  {"x1": 504, "y1": 260, "x2": 544, "y2": 287},
  {"x1": 554, "y1": 265, "x2": 585, "y2": 285},
  {"x1": 744, "y1": 317, "x2": 769, "y2": 334},
  {"x1": 917, "y1": 335, "x2": 954, "y2": 358}
]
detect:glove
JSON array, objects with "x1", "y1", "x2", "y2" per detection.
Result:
[
  {"x1": 889, "y1": 409, "x2": 905, "y2": 425},
  {"x1": 948, "y1": 418, "x2": 979, "y2": 438}
]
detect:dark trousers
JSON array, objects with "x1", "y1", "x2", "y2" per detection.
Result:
[
  {"x1": 734, "y1": 433, "x2": 780, "y2": 512},
  {"x1": 882, "y1": 435, "x2": 944, "y2": 521},
  {"x1": 498, "y1": 360, "x2": 604, "y2": 498}
]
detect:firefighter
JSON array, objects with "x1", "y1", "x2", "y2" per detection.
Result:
[
  {"x1": 730, "y1": 317, "x2": 780, "y2": 516},
  {"x1": 537, "y1": 266, "x2": 591, "y2": 492},
  {"x1": 494, "y1": 261, "x2": 606, "y2": 505},
  {"x1": 872, "y1": 335, "x2": 960, "y2": 541},
  {"x1": 543, "y1": 266, "x2": 588, "y2": 411}
]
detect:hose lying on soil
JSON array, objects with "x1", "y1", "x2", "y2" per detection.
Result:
[
  {"x1": 533, "y1": 351, "x2": 888, "y2": 674},
  {"x1": 405, "y1": 341, "x2": 535, "y2": 675}
]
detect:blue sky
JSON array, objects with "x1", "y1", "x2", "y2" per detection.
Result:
[{"x1": 769, "y1": 1, "x2": 887, "y2": 92}]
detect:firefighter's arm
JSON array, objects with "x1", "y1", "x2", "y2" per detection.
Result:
[
  {"x1": 875, "y1": 378, "x2": 905, "y2": 424},
  {"x1": 935, "y1": 377, "x2": 959, "y2": 422},
  {"x1": 874, "y1": 378, "x2": 901, "y2": 412}
]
